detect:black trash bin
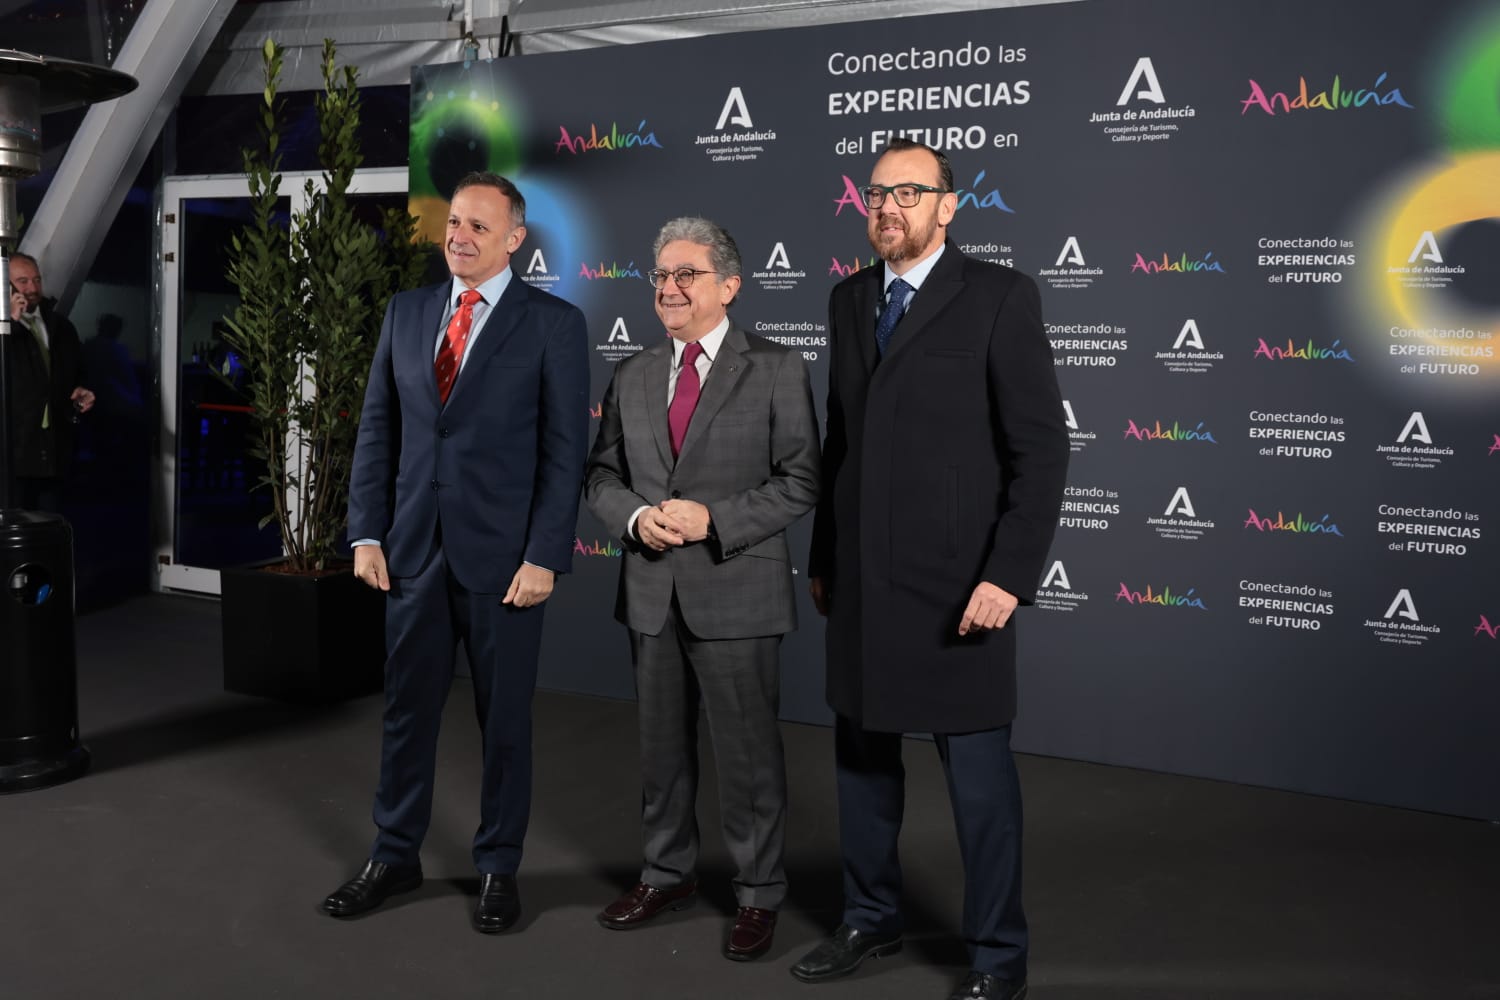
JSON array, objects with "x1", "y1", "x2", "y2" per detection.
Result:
[{"x1": 0, "y1": 509, "x2": 88, "y2": 793}]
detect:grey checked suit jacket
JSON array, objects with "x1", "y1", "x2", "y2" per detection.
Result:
[{"x1": 584, "y1": 322, "x2": 820, "y2": 640}]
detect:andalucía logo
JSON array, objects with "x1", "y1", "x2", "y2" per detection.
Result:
[
  {"x1": 1147, "y1": 486, "x2": 1213, "y2": 541},
  {"x1": 829, "y1": 255, "x2": 878, "y2": 277},
  {"x1": 754, "y1": 243, "x2": 805, "y2": 292},
  {"x1": 1489, "y1": 434, "x2": 1500, "y2": 456},
  {"x1": 1244, "y1": 509, "x2": 1344, "y2": 536},
  {"x1": 832, "y1": 171, "x2": 1014, "y2": 216},
  {"x1": 953, "y1": 171, "x2": 1015, "y2": 214},
  {"x1": 1476, "y1": 614, "x2": 1499, "y2": 639},
  {"x1": 596, "y1": 316, "x2": 645, "y2": 362},
  {"x1": 574, "y1": 537, "x2": 623, "y2": 557},
  {"x1": 579, "y1": 261, "x2": 644, "y2": 280},
  {"x1": 522, "y1": 248, "x2": 560, "y2": 289},
  {"x1": 1090, "y1": 57, "x2": 1197, "y2": 143},
  {"x1": 1252, "y1": 337, "x2": 1355, "y2": 362},
  {"x1": 1240, "y1": 72, "x2": 1414, "y2": 116},
  {"x1": 1123, "y1": 419, "x2": 1217, "y2": 443},
  {"x1": 697, "y1": 86, "x2": 778, "y2": 163},
  {"x1": 1366, "y1": 588, "x2": 1439, "y2": 646},
  {"x1": 1388, "y1": 230, "x2": 1466, "y2": 289},
  {"x1": 833, "y1": 179, "x2": 864, "y2": 216},
  {"x1": 1130, "y1": 252, "x2": 1224, "y2": 274},
  {"x1": 1375, "y1": 410, "x2": 1453, "y2": 469},
  {"x1": 1039, "y1": 236, "x2": 1102, "y2": 289},
  {"x1": 1157, "y1": 318, "x2": 1224, "y2": 375},
  {"x1": 1062, "y1": 400, "x2": 1097, "y2": 453},
  {"x1": 1115, "y1": 582, "x2": 1207, "y2": 609},
  {"x1": 555, "y1": 120, "x2": 663, "y2": 154},
  {"x1": 1035, "y1": 560, "x2": 1088, "y2": 614}
]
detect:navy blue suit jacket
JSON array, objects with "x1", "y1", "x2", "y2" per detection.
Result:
[{"x1": 348, "y1": 276, "x2": 590, "y2": 593}]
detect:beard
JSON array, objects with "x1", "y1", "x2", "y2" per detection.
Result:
[{"x1": 867, "y1": 212, "x2": 937, "y2": 264}]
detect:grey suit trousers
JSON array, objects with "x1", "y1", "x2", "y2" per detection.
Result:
[{"x1": 630, "y1": 594, "x2": 788, "y2": 910}]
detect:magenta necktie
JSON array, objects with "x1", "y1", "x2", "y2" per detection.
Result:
[
  {"x1": 435, "y1": 289, "x2": 482, "y2": 404},
  {"x1": 668, "y1": 341, "x2": 704, "y2": 458}
]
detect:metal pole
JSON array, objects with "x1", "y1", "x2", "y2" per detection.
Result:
[{"x1": 0, "y1": 206, "x2": 13, "y2": 511}]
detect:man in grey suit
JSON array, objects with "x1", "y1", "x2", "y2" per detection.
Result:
[{"x1": 584, "y1": 216, "x2": 820, "y2": 961}]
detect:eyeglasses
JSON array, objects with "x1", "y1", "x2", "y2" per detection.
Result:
[
  {"x1": 862, "y1": 183, "x2": 947, "y2": 210},
  {"x1": 648, "y1": 267, "x2": 720, "y2": 289}
]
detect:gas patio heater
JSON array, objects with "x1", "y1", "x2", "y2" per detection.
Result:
[{"x1": 0, "y1": 49, "x2": 135, "y2": 793}]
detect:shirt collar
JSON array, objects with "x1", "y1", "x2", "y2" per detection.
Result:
[
  {"x1": 672, "y1": 315, "x2": 730, "y2": 365},
  {"x1": 451, "y1": 267, "x2": 513, "y2": 309},
  {"x1": 884, "y1": 242, "x2": 945, "y2": 295}
]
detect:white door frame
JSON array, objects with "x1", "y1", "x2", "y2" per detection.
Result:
[{"x1": 154, "y1": 167, "x2": 409, "y2": 595}]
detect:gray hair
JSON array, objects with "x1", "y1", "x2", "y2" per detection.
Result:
[
  {"x1": 452, "y1": 171, "x2": 526, "y2": 229},
  {"x1": 652, "y1": 216, "x2": 742, "y2": 280}
]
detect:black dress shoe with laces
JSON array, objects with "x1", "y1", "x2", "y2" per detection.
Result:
[
  {"x1": 947, "y1": 970, "x2": 1028, "y2": 1000},
  {"x1": 789, "y1": 923, "x2": 903, "y2": 982},
  {"x1": 321, "y1": 859, "x2": 423, "y2": 918},
  {"x1": 472, "y1": 873, "x2": 521, "y2": 933}
]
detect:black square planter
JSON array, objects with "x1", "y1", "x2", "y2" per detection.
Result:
[{"x1": 220, "y1": 562, "x2": 385, "y2": 701}]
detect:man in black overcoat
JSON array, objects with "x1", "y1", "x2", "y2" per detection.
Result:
[
  {"x1": 793, "y1": 139, "x2": 1069, "y2": 1000},
  {"x1": 5, "y1": 252, "x2": 95, "y2": 511}
]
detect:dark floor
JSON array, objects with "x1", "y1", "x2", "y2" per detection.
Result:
[{"x1": 1, "y1": 595, "x2": 1497, "y2": 999}]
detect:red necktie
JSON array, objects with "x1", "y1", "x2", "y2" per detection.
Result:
[
  {"x1": 435, "y1": 289, "x2": 482, "y2": 404},
  {"x1": 668, "y1": 341, "x2": 704, "y2": 458}
]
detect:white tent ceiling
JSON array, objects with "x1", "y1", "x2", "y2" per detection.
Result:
[
  {"x1": 188, "y1": 0, "x2": 1080, "y2": 93},
  {"x1": 9, "y1": 0, "x2": 1080, "y2": 298}
]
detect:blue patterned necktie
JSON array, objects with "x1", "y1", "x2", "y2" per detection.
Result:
[{"x1": 874, "y1": 277, "x2": 913, "y2": 357}]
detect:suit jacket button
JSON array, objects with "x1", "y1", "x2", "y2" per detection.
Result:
[
  {"x1": 430, "y1": 480, "x2": 440, "y2": 491},
  {"x1": 670, "y1": 490, "x2": 682, "y2": 499},
  {"x1": 438, "y1": 426, "x2": 450, "y2": 438}
]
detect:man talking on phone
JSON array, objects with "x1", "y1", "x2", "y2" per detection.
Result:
[{"x1": 5, "y1": 252, "x2": 94, "y2": 511}]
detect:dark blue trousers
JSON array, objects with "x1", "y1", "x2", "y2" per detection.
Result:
[
  {"x1": 836, "y1": 715, "x2": 1028, "y2": 980},
  {"x1": 370, "y1": 542, "x2": 545, "y2": 875}
]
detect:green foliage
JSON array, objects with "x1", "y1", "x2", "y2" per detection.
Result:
[{"x1": 222, "y1": 39, "x2": 428, "y2": 573}]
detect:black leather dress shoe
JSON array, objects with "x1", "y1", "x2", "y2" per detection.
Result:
[
  {"x1": 788, "y1": 923, "x2": 903, "y2": 982},
  {"x1": 948, "y1": 971, "x2": 1028, "y2": 1000},
  {"x1": 321, "y1": 859, "x2": 422, "y2": 918},
  {"x1": 597, "y1": 879, "x2": 698, "y2": 930},
  {"x1": 472, "y1": 873, "x2": 521, "y2": 934}
]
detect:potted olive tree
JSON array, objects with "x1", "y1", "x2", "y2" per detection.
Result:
[{"x1": 218, "y1": 39, "x2": 427, "y2": 700}]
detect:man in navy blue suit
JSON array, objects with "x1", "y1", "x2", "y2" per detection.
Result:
[{"x1": 324, "y1": 172, "x2": 590, "y2": 933}]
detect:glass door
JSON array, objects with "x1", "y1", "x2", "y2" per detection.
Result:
[{"x1": 155, "y1": 168, "x2": 410, "y2": 595}]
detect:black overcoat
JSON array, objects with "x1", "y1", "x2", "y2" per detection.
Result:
[
  {"x1": 4, "y1": 301, "x2": 83, "y2": 479},
  {"x1": 809, "y1": 241, "x2": 1069, "y2": 733}
]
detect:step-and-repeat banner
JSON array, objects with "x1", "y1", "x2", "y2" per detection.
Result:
[{"x1": 407, "y1": 0, "x2": 1499, "y2": 818}]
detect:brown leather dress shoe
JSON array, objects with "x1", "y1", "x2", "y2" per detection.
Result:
[
  {"x1": 597, "y1": 879, "x2": 698, "y2": 929},
  {"x1": 723, "y1": 906, "x2": 777, "y2": 961}
]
